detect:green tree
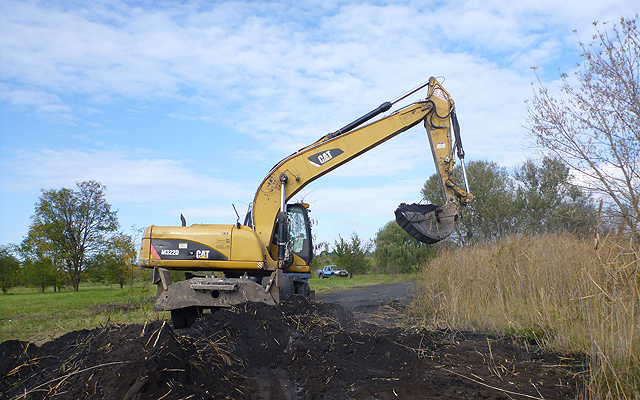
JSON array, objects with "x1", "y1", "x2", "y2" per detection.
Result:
[
  {"x1": 422, "y1": 160, "x2": 517, "y2": 245},
  {"x1": 21, "y1": 232, "x2": 67, "y2": 292},
  {"x1": 527, "y1": 16, "x2": 640, "y2": 236},
  {"x1": 374, "y1": 221, "x2": 436, "y2": 273},
  {"x1": 333, "y1": 232, "x2": 372, "y2": 278},
  {"x1": 421, "y1": 158, "x2": 596, "y2": 244},
  {"x1": 91, "y1": 233, "x2": 137, "y2": 289},
  {"x1": 0, "y1": 245, "x2": 20, "y2": 293},
  {"x1": 23, "y1": 259, "x2": 58, "y2": 293},
  {"x1": 312, "y1": 249, "x2": 335, "y2": 270},
  {"x1": 513, "y1": 156, "x2": 596, "y2": 236},
  {"x1": 27, "y1": 181, "x2": 119, "y2": 291},
  {"x1": 20, "y1": 229, "x2": 70, "y2": 292}
]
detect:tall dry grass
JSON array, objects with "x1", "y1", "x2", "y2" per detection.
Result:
[{"x1": 413, "y1": 233, "x2": 639, "y2": 399}]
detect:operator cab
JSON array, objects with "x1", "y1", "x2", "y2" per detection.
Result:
[
  {"x1": 267, "y1": 202, "x2": 313, "y2": 267},
  {"x1": 285, "y1": 203, "x2": 313, "y2": 265}
]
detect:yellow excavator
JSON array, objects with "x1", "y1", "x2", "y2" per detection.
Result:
[{"x1": 138, "y1": 77, "x2": 473, "y2": 328}]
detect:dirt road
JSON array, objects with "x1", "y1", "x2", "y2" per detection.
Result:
[
  {"x1": 316, "y1": 282, "x2": 415, "y2": 313},
  {"x1": 1, "y1": 284, "x2": 586, "y2": 400}
]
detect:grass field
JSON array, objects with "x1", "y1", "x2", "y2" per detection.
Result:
[
  {"x1": 0, "y1": 282, "x2": 160, "y2": 344},
  {"x1": 0, "y1": 272, "x2": 410, "y2": 344}
]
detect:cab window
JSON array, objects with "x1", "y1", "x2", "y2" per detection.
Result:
[{"x1": 287, "y1": 204, "x2": 312, "y2": 265}]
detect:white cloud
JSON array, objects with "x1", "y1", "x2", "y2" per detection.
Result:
[
  {"x1": 1, "y1": 0, "x2": 637, "y2": 246},
  {"x1": 2, "y1": 89, "x2": 62, "y2": 108},
  {"x1": 0, "y1": 148, "x2": 253, "y2": 204},
  {"x1": 308, "y1": 181, "x2": 425, "y2": 216},
  {"x1": 176, "y1": 204, "x2": 250, "y2": 224},
  {"x1": 0, "y1": 87, "x2": 77, "y2": 122}
]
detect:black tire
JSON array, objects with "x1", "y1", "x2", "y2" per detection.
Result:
[
  {"x1": 186, "y1": 306, "x2": 200, "y2": 326},
  {"x1": 171, "y1": 306, "x2": 200, "y2": 329},
  {"x1": 279, "y1": 276, "x2": 294, "y2": 301},
  {"x1": 171, "y1": 308, "x2": 187, "y2": 329},
  {"x1": 294, "y1": 281, "x2": 311, "y2": 298}
]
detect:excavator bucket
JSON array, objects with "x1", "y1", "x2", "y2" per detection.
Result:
[{"x1": 395, "y1": 202, "x2": 458, "y2": 244}]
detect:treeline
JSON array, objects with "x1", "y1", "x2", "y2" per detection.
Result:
[
  {"x1": 322, "y1": 156, "x2": 602, "y2": 276},
  {"x1": 0, "y1": 181, "x2": 141, "y2": 294},
  {"x1": 421, "y1": 157, "x2": 598, "y2": 245}
]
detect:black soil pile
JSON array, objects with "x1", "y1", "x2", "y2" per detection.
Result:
[{"x1": 1, "y1": 297, "x2": 585, "y2": 399}]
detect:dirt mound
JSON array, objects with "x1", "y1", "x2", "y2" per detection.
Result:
[{"x1": 1, "y1": 297, "x2": 585, "y2": 400}]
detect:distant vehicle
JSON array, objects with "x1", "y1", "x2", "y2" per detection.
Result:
[{"x1": 318, "y1": 265, "x2": 349, "y2": 279}]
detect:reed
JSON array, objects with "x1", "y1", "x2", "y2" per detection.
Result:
[{"x1": 413, "y1": 233, "x2": 639, "y2": 399}]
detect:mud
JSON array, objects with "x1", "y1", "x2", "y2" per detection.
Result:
[{"x1": 1, "y1": 296, "x2": 586, "y2": 400}]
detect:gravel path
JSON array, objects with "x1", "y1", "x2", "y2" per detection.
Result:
[{"x1": 316, "y1": 281, "x2": 416, "y2": 313}]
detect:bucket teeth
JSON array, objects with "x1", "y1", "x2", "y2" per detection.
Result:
[{"x1": 395, "y1": 202, "x2": 458, "y2": 244}]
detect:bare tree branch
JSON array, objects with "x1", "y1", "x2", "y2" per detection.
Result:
[{"x1": 527, "y1": 16, "x2": 640, "y2": 236}]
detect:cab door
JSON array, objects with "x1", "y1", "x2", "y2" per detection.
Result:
[{"x1": 286, "y1": 203, "x2": 313, "y2": 266}]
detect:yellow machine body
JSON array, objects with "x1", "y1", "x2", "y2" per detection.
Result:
[
  {"x1": 139, "y1": 223, "x2": 309, "y2": 273},
  {"x1": 137, "y1": 77, "x2": 472, "y2": 328}
]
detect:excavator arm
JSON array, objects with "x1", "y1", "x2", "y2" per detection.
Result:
[{"x1": 248, "y1": 77, "x2": 472, "y2": 265}]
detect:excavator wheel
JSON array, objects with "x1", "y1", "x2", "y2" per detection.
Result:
[
  {"x1": 171, "y1": 306, "x2": 201, "y2": 329},
  {"x1": 395, "y1": 202, "x2": 458, "y2": 244},
  {"x1": 294, "y1": 280, "x2": 312, "y2": 297},
  {"x1": 279, "y1": 275, "x2": 294, "y2": 301}
]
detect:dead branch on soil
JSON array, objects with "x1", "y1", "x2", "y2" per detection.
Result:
[
  {"x1": 283, "y1": 312, "x2": 343, "y2": 334},
  {"x1": 179, "y1": 330, "x2": 243, "y2": 376},
  {"x1": 10, "y1": 361, "x2": 129, "y2": 400},
  {"x1": 140, "y1": 320, "x2": 149, "y2": 337},
  {"x1": 439, "y1": 367, "x2": 545, "y2": 400},
  {"x1": 359, "y1": 303, "x2": 423, "y2": 331},
  {"x1": 389, "y1": 334, "x2": 434, "y2": 359},
  {"x1": 6, "y1": 343, "x2": 56, "y2": 377},
  {"x1": 143, "y1": 321, "x2": 168, "y2": 348}
]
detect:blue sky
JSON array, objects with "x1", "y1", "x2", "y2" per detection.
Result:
[{"x1": 0, "y1": 0, "x2": 637, "y2": 247}]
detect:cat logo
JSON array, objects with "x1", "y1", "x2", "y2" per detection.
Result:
[
  {"x1": 308, "y1": 148, "x2": 344, "y2": 167},
  {"x1": 196, "y1": 250, "x2": 210, "y2": 259}
]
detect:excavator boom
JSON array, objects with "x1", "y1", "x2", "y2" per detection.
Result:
[{"x1": 248, "y1": 77, "x2": 472, "y2": 250}]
